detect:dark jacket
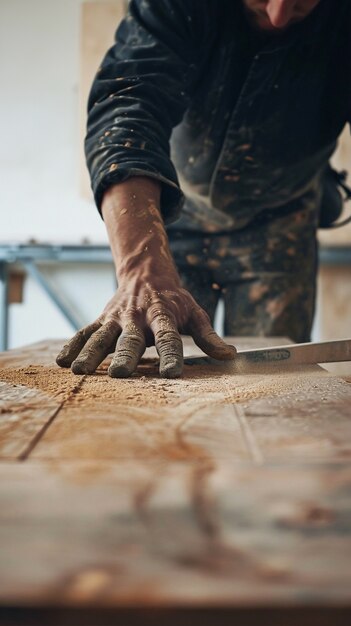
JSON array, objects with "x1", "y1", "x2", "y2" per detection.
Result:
[{"x1": 85, "y1": 0, "x2": 351, "y2": 231}]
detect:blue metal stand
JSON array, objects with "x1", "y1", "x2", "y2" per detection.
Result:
[{"x1": 0, "y1": 244, "x2": 115, "y2": 351}]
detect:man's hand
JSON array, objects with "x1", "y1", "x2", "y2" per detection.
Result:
[
  {"x1": 56, "y1": 281, "x2": 236, "y2": 378},
  {"x1": 56, "y1": 176, "x2": 236, "y2": 378}
]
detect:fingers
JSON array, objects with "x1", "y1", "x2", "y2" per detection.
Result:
[
  {"x1": 150, "y1": 313, "x2": 183, "y2": 378},
  {"x1": 188, "y1": 308, "x2": 237, "y2": 360},
  {"x1": 56, "y1": 321, "x2": 102, "y2": 368},
  {"x1": 71, "y1": 320, "x2": 120, "y2": 374},
  {"x1": 108, "y1": 324, "x2": 146, "y2": 378}
]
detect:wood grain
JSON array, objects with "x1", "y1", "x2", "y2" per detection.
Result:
[
  {"x1": 1, "y1": 461, "x2": 351, "y2": 607},
  {"x1": 0, "y1": 338, "x2": 351, "y2": 623},
  {"x1": 0, "y1": 382, "x2": 61, "y2": 459}
]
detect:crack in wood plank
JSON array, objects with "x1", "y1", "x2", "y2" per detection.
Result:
[
  {"x1": 232, "y1": 404, "x2": 264, "y2": 465},
  {"x1": 19, "y1": 376, "x2": 87, "y2": 461},
  {"x1": 220, "y1": 376, "x2": 264, "y2": 464}
]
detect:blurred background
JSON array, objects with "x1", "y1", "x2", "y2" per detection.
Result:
[{"x1": 0, "y1": 0, "x2": 350, "y2": 362}]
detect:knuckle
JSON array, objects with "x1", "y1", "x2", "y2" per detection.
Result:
[
  {"x1": 68, "y1": 331, "x2": 85, "y2": 347},
  {"x1": 81, "y1": 324, "x2": 97, "y2": 340},
  {"x1": 150, "y1": 310, "x2": 176, "y2": 329},
  {"x1": 122, "y1": 322, "x2": 144, "y2": 339},
  {"x1": 102, "y1": 319, "x2": 119, "y2": 332},
  {"x1": 156, "y1": 334, "x2": 182, "y2": 362},
  {"x1": 156, "y1": 328, "x2": 181, "y2": 346},
  {"x1": 117, "y1": 340, "x2": 144, "y2": 361},
  {"x1": 148, "y1": 305, "x2": 168, "y2": 322},
  {"x1": 202, "y1": 327, "x2": 218, "y2": 340},
  {"x1": 119, "y1": 305, "x2": 139, "y2": 322},
  {"x1": 196, "y1": 307, "x2": 211, "y2": 324}
]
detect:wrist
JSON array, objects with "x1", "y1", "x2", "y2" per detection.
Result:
[
  {"x1": 117, "y1": 258, "x2": 181, "y2": 291},
  {"x1": 102, "y1": 177, "x2": 181, "y2": 289}
]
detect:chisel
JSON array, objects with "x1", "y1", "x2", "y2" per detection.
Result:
[{"x1": 184, "y1": 338, "x2": 351, "y2": 366}]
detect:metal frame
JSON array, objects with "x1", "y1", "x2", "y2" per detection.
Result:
[
  {"x1": 0, "y1": 244, "x2": 114, "y2": 352},
  {"x1": 0, "y1": 243, "x2": 350, "y2": 352}
]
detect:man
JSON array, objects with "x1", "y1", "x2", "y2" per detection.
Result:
[{"x1": 57, "y1": 0, "x2": 350, "y2": 378}]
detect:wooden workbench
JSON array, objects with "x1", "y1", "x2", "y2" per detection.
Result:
[{"x1": 0, "y1": 337, "x2": 351, "y2": 625}]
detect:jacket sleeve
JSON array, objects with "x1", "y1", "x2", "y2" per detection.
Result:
[{"x1": 85, "y1": 0, "x2": 206, "y2": 223}]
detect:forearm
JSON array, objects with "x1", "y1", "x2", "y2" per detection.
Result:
[
  {"x1": 101, "y1": 177, "x2": 181, "y2": 289},
  {"x1": 85, "y1": 0, "x2": 202, "y2": 218},
  {"x1": 57, "y1": 177, "x2": 236, "y2": 378}
]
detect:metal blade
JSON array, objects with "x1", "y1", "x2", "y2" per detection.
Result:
[{"x1": 184, "y1": 339, "x2": 351, "y2": 366}]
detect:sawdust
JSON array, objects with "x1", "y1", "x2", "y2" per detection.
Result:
[
  {"x1": 64, "y1": 359, "x2": 314, "y2": 410},
  {"x1": 0, "y1": 365, "x2": 81, "y2": 403},
  {"x1": 0, "y1": 356, "x2": 330, "y2": 411},
  {"x1": 2, "y1": 355, "x2": 350, "y2": 466}
]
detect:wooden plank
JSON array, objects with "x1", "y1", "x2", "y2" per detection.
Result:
[
  {"x1": 8, "y1": 268, "x2": 25, "y2": 304},
  {"x1": 0, "y1": 339, "x2": 68, "y2": 368},
  {"x1": 26, "y1": 355, "x2": 351, "y2": 465},
  {"x1": 239, "y1": 372, "x2": 351, "y2": 461},
  {"x1": 0, "y1": 461, "x2": 350, "y2": 608},
  {"x1": 28, "y1": 372, "x2": 255, "y2": 461},
  {"x1": 0, "y1": 338, "x2": 351, "y2": 623},
  {"x1": 0, "y1": 382, "x2": 60, "y2": 459},
  {"x1": 0, "y1": 353, "x2": 86, "y2": 459},
  {"x1": 0, "y1": 337, "x2": 281, "y2": 461},
  {"x1": 1, "y1": 337, "x2": 351, "y2": 464}
]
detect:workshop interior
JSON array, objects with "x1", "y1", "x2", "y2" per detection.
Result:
[{"x1": 0, "y1": 1, "x2": 351, "y2": 625}]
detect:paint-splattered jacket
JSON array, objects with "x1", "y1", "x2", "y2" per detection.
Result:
[{"x1": 85, "y1": 0, "x2": 351, "y2": 232}]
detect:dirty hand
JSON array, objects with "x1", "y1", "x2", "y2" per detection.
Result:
[
  {"x1": 56, "y1": 282, "x2": 236, "y2": 378},
  {"x1": 56, "y1": 177, "x2": 236, "y2": 378},
  {"x1": 56, "y1": 279, "x2": 236, "y2": 378}
]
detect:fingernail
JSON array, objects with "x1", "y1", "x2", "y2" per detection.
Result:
[
  {"x1": 160, "y1": 362, "x2": 183, "y2": 379},
  {"x1": 71, "y1": 360, "x2": 91, "y2": 375},
  {"x1": 108, "y1": 364, "x2": 132, "y2": 378},
  {"x1": 227, "y1": 344, "x2": 237, "y2": 354},
  {"x1": 56, "y1": 354, "x2": 71, "y2": 368}
]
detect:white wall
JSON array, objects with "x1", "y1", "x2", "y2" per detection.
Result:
[
  {"x1": 0, "y1": 0, "x2": 108, "y2": 243},
  {"x1": 0, "y1": 1, "x2": 349, "y2": 351},
  {"x1": 0, "y1": 0, "x2": 115, "y2": 348}
]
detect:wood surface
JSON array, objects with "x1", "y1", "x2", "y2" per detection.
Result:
[{"x1": 0, "y1": 338, "x2": 351, "y2": 625}]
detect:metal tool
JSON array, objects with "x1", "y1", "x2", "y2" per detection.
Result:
[{"x1": 184, "y1": 338, "x2": 351, "y2": 366}]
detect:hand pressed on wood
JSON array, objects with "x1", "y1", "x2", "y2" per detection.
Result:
[{"x1": 56, "y1": 283, "x2": 236, "y2": 378}]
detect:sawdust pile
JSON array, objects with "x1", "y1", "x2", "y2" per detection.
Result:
[
  {"x1": 0, "y1": 357, "x2": 331, "y2": 410},
  {"x1": 2, "y1": 356, "x2": 350, "y2": 463},
  {"x1": 0, "y1": 365, "x2": 82, "y2": 403}
]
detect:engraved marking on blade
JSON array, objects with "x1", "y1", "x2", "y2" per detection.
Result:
[{"x1": 245, "y1": 349, "x2": 291, "y2": 362}]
